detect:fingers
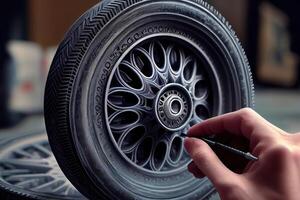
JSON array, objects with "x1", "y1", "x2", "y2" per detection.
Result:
[
  {"x1": 184, "y1": 137, "x2": 237, "y2": 185},
  {"x1": 188, "y1": 161, "x2": 205, "y2": 178},
  {"x1": 188, "y1": 108, "x2": 274, "y2": 141}
]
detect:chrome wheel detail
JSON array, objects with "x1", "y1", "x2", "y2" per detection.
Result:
[
  {"x1": 156, "y1": 84, "x2": 193, "y2": 131},
  {"x1": 106, "y1": 38, "x2": 215, "y2": 172}
]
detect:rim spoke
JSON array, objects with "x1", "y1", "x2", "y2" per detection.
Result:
[
  {"x1": 5, "y1": 174, "x2": 51, "y2": 182},
  {"x1": 181, "y1": 57, "x2": 198, "y2": 86},
  {"x1": 0, "y1": 136, "x2": 84, "y2": 198},
  {"x1": 131, "y1": 48, "x2": 154, "y2": 78},
  {"x1": 64, "y1": 185, "x2": 73, "y2": 195},
  {"x1": 116, "y1": 61, "x2": 160, "y2": 98},
  {"x1": 166, "y1": 45, "x2": 185, "y2": 82},
  {"x1": 108, "y1": 110, "x2": 140, "y2": 130},
  {"x1": 193, "y1": 101, "x2": 211, "y2": 122},
  {"x1": 118, "y1": 125, "x2": 146, "y2": 153},
  {"x1": 191, "y1": 75, "x2": 207, "y2": 100},
  {"x1": 134, "y1": 137, "x2": 153, "y2": 167},
  {"x1": 108, "y1": 87, "x2": 153, "y2": 113},
  {"x1": 115, "y1": 61, "x2": 144, "y2": 91},
  {"x1": 52, "y1": 182, "x2": 69, "y2": 193},
  {"x1": 32, "y1": 144, "x2": 52, "y2": 157},
  {"x1": 106, "y1": 38, "x2": 213, "y2": 172},
  {"x1": 32, "y1": 179, "x2": 62, "y2": 191},
  {"x1": 168, "y1": 136, "x2": 184, "y2": 165},
  {"x1": 150, "y1": 41, "x2": 167, "y2": 73},
  {"x1": 0, "y1": 159, "x2": 52, "y2": 172},
  {"x1": 1, "y1": 169, "x2": 31, "y2": 176},
  {"x1": 14, "y1": 149, "x2": 33, "y2": 158},
  {"x1": 151, "y1": 140, "x2": 168, "y2": 171},
  {"x1": 15, "y1": 178, "x2": 41, "y2": 188}
]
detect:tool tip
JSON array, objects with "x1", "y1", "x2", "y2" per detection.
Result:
[{"x1": 245, "y1": 152, "x2": 259, "y2": 161}]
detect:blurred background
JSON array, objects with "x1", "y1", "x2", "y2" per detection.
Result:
[{"x1": 0, "y1": 0, "x2": 300, "y2": 134}]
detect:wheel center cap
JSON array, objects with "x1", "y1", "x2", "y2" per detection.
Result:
[
  {"x1": 155, "y1": 84, "x2": 193, "y2": 131},
  {"x1": 170, "y1": 99, "x2": 182, "y2": 115}
]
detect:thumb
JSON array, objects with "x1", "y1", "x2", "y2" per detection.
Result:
[{"x1": 184, "y1": 138, "x2": 237, "y2": 185}]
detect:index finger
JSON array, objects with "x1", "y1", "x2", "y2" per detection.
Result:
[{"x1": 188, "y1": 108, "x2": 274, "y2": 141}]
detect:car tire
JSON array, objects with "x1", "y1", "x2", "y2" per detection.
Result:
[{"x1": 44, "y1": 0, "x2": 254, "y2": 199}]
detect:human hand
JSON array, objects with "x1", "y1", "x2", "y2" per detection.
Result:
[{"x1": 184, "y1": 108, "x2": 300, "y2": 200}]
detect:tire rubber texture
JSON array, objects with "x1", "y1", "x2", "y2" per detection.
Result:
[{"x1": 44, "y1": 0, "x2": 254, "y2": 199}]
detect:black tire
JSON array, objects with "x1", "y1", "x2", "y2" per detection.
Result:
[
  {"x1": 0, "y1": 132, "x2": 85, "y2": 200},
  {"x1": 44, "y1": 0, "x2": 254, "y2": 199}
]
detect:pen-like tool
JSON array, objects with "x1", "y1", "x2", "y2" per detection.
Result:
[{"x1": 181, "y1": 135, "x2": 258, "y2": 161}]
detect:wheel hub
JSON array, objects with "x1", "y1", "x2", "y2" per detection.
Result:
[{"x1": 155, "y1": 84, "x2": 193, "y2": 131}]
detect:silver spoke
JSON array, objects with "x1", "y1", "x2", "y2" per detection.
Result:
[
  {"x1": 106, "y1": 38, "x2": 214, "y2": 172},
  {"x1": 167, "y1": 136, "x2": 184, "y2": 166},
  {"x1": 1, "y1": 169, "x2": 30, "y2": 176},
  {"x1": 15, "y1": 178, "x2": 40, "y2": 188},
  {"x1": 52, "y1": 182, "x2": 69, "y2": 193},
  {"x1": 166, "y1": 45, "x2": 185, "y2": 82},
  {"x1": 6, "y1": 174, "x2": 51, "y2": 182},
  {"x1": 32, "y1": 179, "x2": 62, "y2": 191},
  {"x1": 0, "y1": 135, "x2": 85, "y2": 199},
  {"x1": 118, "y1": 125, "x2": 146, "y2": 153},
  {"x1": 150, "y1": 140, "x2": 168, "y2": 171},
  {"x1": 14, "y1": 149, "x2": 33, "y2": 158},
  {"x1": 191, "y1": 76, "x2": 208, "y2": 100},
  {"x1": 193, "y1": 101, "x2": 211, "y2": 121},
  {"x1": 32, "y1": 144, "x2": 52, "y2": 157},
  {"x1": 130, "y1": 47, "x2": 155, "y2": 78},
  {"x1": 134, "y1": 137, "x2": 153, "y2": 167},
  {"x1": 181, "y1": 57, "x2": 198, "y2": 88},
  {"x1": 108, "y1": 87, "x2": 153, "y2": 113},
  {"x1": 0, "y1": 159, "x2": 52, "y2": 172},
  {"x1": 109, "y1": 110, "x2": 140, "y2": 130}
]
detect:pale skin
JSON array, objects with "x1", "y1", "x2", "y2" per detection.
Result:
[{"x1": 184, "y1": 108, "x2": 300, "y2": 200}]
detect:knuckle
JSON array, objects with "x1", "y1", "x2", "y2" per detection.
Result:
[
  {"x1": 291, "y1": 133, "x2": 300, "y2": 143},
  {"x1": 239, "y1": 108, "x2": 256, "y2": 122},
  {"x1": 266, "y1": 143, "x2": 293, "y2": 159},
  {"x1": 293, "y1": 150, "x2": 300, "y2": 161},
  {"x1": 239, "y1": 107, "x2": 255, "y2": 116},
  {"x1": 290, "y1": 142, "x2": 300, "y2": 160},
  {"x1": 217, "y1": 182, "x2": 243, "y2": 199},
  {"x1": 191, "y1": 144, "x2": 211, "y2": 163},
  {"x1": 252, "y1": 139, "x2": 273, "y2": 155},
  {"x1": 238, "y1": 109, "x2": 257, "y2": 132},
  {"x1": 192, "y1": 149, "x2": 208, "y2": 162}
]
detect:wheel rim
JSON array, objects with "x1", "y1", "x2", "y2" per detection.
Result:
[
  {"x1": 0, "y1": 134, "x2": 84, "y2": 199},
  {"x1": 105, "y1": 36, "x2": 221, "y2": 173}
]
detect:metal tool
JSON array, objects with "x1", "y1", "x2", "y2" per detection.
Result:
[{"x1": 181, "y1": 135, "x2": 258, "y2": 161}]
